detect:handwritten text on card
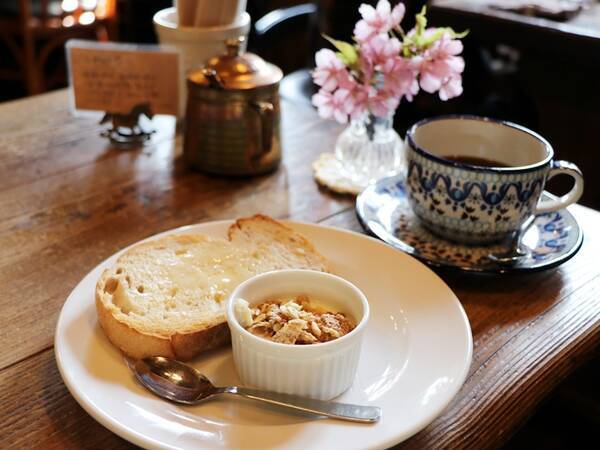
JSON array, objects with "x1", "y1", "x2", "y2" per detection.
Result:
[{"x1": 69, "y1": 44, "x2": 178, "y2": 115}]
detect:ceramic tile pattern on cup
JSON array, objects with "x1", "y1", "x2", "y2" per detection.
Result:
[
  {"x1": 356, "y1": 176, "x2": 583, "y2": 274},
  {"x1": 405, "y1": 148, "x2": 547, "y2": 244}
]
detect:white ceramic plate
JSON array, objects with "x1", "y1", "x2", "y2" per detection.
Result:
[{"x1": 55, "y1": 221, "x2": 472, "y2": 450}]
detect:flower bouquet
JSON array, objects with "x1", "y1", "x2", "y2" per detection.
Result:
[{"x1": 312, "y1": 0, "x2": 467, "y2": 188}]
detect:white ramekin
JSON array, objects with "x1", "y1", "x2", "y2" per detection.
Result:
[{"x1": 226, "y1": 269, "x2": 369, "y2": 400}]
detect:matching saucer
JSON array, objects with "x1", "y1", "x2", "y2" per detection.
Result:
[{"x1": 356, "y1": 175, "x2": 583, "y2": 274}]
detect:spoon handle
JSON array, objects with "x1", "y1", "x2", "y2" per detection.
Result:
[
  {"x1": 488, "y1": 215, "x2": 536, "y2": 264},
  {"x1": 220, "y1": 386, "x2": 381, "y2": 423}
]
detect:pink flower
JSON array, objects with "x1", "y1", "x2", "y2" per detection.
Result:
[
  {"x1": 383, "y1": 56, "x2": 421, "y2": 101},
  {"x1": 313, "y1": 49, "x2": 354, "y2": 92},
  {"x1": 368, "y1": 89, "x2": 400, "y2": 117},
  {"x1": 439, "y1": 75, "x2": 463, "y2": 101},
  {"x1": 360, "y1": 34, "x2": 402, "y2": 70},
  {"x1": 311, "y1": 5, "x2": 467, "y2": 122},
  {"x1": 312, "y1": 89, "x2": 352, "y2": 123},
  {"x1": 345, "y1": 81, "x2": 371, "y2": 119},
  {"x1": 418, "y1": 32, "x2": 465, "y2": 98},
  {"x1": 354, "y1": 0, "x2": 405, "y2": 43}
]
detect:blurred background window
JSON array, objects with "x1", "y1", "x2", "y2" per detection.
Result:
[{"x1": 0, "y1": 0, "x2": 118, "y2": 96}]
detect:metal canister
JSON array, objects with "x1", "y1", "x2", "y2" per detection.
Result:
[{"x1": 183, "y1": 37, "x2": 283, "y2": 176}]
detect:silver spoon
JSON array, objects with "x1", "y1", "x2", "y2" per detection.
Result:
[
  {"x1": 127, "y1": 356, "x2": 381, "y2": 423},
  {"x1": 488, "y1": 215, "x2": 536, "y2": 264}
]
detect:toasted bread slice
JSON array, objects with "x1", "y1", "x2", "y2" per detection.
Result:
[
  {"x1": 96, "y1": 216, "x2": 328, "y2": 360},
  {"x1": 228, "y1": 214, "x2": 329, "y2": 273}
]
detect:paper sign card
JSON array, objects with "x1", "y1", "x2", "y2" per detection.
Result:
[{"x1": 67, "y1": 40, "x2": 179, "y2": 116}]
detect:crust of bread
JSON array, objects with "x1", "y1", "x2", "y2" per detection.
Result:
[
  {"x1": 171, "y1": 322, "x2": 231, "y2": 360},
  {"x1": 96, "y1": 276, "x2": 175, "y2": 359},
  {"x1": 95, "y1": 215, "x2": 327, "y2": 360},
  {"x1": 96, "y1": 270, "x2": 233, "y2": 360}
]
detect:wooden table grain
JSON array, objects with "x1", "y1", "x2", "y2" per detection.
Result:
[{"x1": 0, "y1": 89, "x2": 598, "y2": 449}]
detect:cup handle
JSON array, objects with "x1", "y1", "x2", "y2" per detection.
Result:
[{"x1": 535, "y1": 160, "x2": 584, "y2": 214}]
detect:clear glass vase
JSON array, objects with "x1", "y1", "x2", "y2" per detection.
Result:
[{"x1": 334, "y1": 113, "x2": 404, "y2": 189}]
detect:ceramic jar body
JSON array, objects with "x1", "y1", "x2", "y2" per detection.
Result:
[{"x1": 184, "y1": 86, "x2": 281, "y2": 176}]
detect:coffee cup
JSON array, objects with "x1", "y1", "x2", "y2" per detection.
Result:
[{"x1": 404, "y1": 116, "x2": 584, "y2": 244}]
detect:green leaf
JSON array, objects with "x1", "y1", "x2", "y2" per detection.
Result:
[
  {"x1": 416, "y1": 27, "x2": 469, "y2": 48},
  {"x1": 447, "y1": 28, "x2": 470, "y2": 39},
  {"x1": 401, "y1": 6, "x2": 468, "y2": 56},
  {"x1": 420, "y1": 28, "x2": 446, "y2": 47},
  {"x1": 420, "y1": 27, "x2": 469, "y2": 47},
  {"x1": 322, "y1": 34, "x2": 358, "y2": 66},
  {"x1": 415, "y1": 6, "x2": 428, "y2": 36}
]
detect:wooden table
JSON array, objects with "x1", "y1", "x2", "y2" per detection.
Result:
[{"x1": 1, "y1": 89, "x2": 598, "y2": 449}]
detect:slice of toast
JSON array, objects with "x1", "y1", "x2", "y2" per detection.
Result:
[
  {"x1": 95, "y1": 215, "x2": 329, "y2": 360},
  {"x1": 228, "y1": 214, "x2": 328, "y2": 273}
]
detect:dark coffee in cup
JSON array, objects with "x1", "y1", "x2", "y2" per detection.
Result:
[{"x1": 443, "y1": 155, "x2": 508, "y2": 168}]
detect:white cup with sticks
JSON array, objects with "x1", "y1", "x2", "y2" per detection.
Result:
[{"x1": 154, "y1": 1, "x2": 250, "y2": 117}]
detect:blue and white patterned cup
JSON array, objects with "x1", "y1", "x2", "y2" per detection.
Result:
[{"x1": 405, "y1": 116, "x2": 584, "y2": 244}]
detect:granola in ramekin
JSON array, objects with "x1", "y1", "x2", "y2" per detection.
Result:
[{"x1": 235, "y1": 295, "x2": 355, "y2": 345}]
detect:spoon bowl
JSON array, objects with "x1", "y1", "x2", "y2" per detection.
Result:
[
  {"x1": 127, "y1": 356, "x2": 381, "y2": 423},
  {"x1": 128, "y1": 356, "x2": 217, "y2": 404}
]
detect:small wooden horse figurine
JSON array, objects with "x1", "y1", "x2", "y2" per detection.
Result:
[{"x1": 100, "y1": 103, "x2": 155, "y2": 144}]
